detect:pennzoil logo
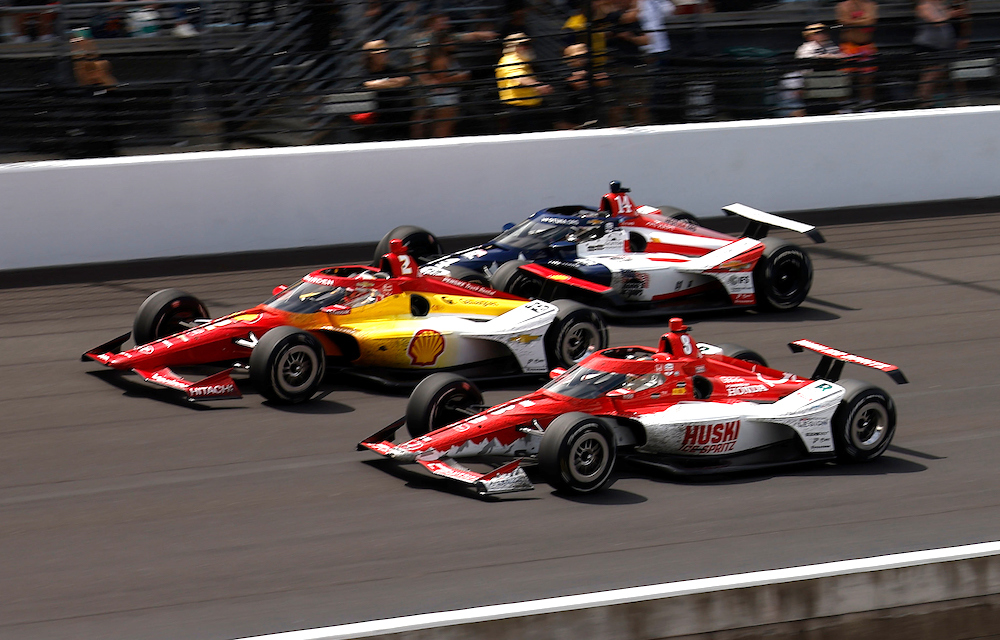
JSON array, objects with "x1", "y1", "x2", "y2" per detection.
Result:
[
  {"x1": 548, "y1": 274, "x2": 570, "y2": 281},
  {"x1": 408, "y1": 329, "x2": 445, "y2": 366}
]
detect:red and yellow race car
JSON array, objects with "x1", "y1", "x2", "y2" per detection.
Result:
[{"x1": 83, "y1": 260, "x2": 607, "y2": 404}]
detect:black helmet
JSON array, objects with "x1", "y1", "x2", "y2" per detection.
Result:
[{"x1": 609, "y1": 180, "x2": 630, "y2": 194}]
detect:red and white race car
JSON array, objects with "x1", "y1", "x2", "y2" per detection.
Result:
[
  {"x1": 360, "y1": 318, "x2": 907, "y2": 496},
  {"x1": 384, "y1": 182, "x2": 826, "y2": 319}
]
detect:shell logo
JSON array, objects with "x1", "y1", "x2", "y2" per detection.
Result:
[
  {"x1": 408, "y1": 329, "x2": 446, "y2": 366},
  {"x1": 548, "y1": 274, "x2": 571, "y2": 281}
]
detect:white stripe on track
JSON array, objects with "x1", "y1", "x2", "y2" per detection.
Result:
[{"x1": 236, "y1": 540, "x2": 1000, "y2": 640}]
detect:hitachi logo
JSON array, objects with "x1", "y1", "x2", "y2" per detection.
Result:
[
  {"x1": 680, "y1": 421, "x2": 740, "y2": 454},
  {"x1": 189, "y1": 383, "x2": 236, "y2": 397}
]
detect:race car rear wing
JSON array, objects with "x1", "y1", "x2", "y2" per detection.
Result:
[
  {"x1": 788, "y1": 339, "x2": 908, "y2": 384},
  {"x1": 723, "y1": 204, "x2": 825, "y2": 244}
]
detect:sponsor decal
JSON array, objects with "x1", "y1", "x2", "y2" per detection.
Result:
[
  {"x1": 149, "y1": 371, "x2": 186, "y2": 390},
  {"x1": 509, "y1": 334, "x2": 541, "y2": 344},
  {"x1": 672, "y1": 387, "x2": 686, "y2": 395},
  {"x1": 539, "y1": 216, "x2": 578, "y2": 225},
  {"x1": 726, "y1": 383, "x2": 768, "y2": 397},
  {"x1": 547, "y1": 274, "x2": 571, "y2": 281},
  {"x1": 794, "y1": 340, "x2": 898, "y2": 372},
  {"x1": 408, "y1": 329, "x2": 445, "y2": 366},
  {"x1": 189, "y1": 383, "x2": 237, "y2": 397},
  {"x1": 303, "y1": 274, "x2": 340, "y2": 287},
  {"x1": 524, "y1": 301, "x2": 551, "y2": 314},
  {"x1": 230, "y1": 313, "x2": 263, "y2": 324},
  {"x1": 137, "y1": 345, "x2": 155, "y2": 355},
  {"x1": 680, "y1": 420, "x2": 740, "y2": 454},
  {"x1": 440, "y1": 277, "x2": 500, "y2": 298},
  {"x1": 461, "y1": 249, "x2": 488, "y2": 259}
]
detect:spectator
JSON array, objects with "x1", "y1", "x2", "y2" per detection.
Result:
[
  {"x1": 638, "y1": 0, "x2": 675, "y2": 67},
  {"x1": 836, "y1": 0, "x2": 878, "y2": 109},
  {"x1": 606, "y1": 0, "x2": 650, "y2": 125},
  {"x1": 90, "y1": 0, "x2": 128, "y2": 38},
  {"x1": 424, "y1": 44, "x2": 469, "y2": 137},
  {"x1": 950, "y1": 0, "x2": 971, "y2": 103},
  {"x1": 796, "y1": 23, "x2": 843, "y2": 59},
  {"x1": 359, "y1": 39, "x2": 412, "y2": 141},
  {"x1": 555, "y1": 43, "x2": 609, "y2": 129},
  {"x1": 13, "y1": 0, "x2": 56, "y2": 42},
  {"x1": 913, "y1": 0, "x2": 957, "y2": 106},
  {"x1": 70, "y1": 36, "x2": 119, "y2": 157},
  {"x1": 496, "y1": 33, "x2": 553, "y2": 133},
  {"x1": 789, "y1": 23, "x2": 844, "y2": 115}
]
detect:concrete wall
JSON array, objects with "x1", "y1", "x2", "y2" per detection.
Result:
[
  {"x1": 238, "y1": 542, "x2": 1000, "y2": 640},
  {"x1": 3, "y1": 107, "x2": 1000, "y2": 271}
]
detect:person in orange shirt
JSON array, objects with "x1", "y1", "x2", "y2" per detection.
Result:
[
  {"x1": 836, "y1": 0, "x2": 878, "y2": 109},
  {"x1": 496, "y1": 33, "x2": 553, "y2": 133}
]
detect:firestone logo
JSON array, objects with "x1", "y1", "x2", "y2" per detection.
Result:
[{"x1": 680, "y1": 420, "x2": 740, "y2": 454}]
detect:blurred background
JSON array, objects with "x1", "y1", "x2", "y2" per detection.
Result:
[{"x1": 1, "y1": 0, "x2": 998, "y2": 160}]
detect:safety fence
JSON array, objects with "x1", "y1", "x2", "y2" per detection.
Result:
[{"x1": 1, "y1": 0, "x2": 999, "y2": 158}]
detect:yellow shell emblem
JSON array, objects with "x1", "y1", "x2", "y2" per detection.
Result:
[
  {"x1": 548, "y1": 274, "x2": 571, "y2": 281},
  {"x1": 408, "y1": 329, "x2": 446, "y2": 366}
]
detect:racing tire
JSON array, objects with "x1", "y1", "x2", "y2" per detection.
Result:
[
  {"x1": 249, "y1": 327, "x2": 325, "y2": 404},
  {"x1": 447, "y1": 265, "x2": 491, "y2": 287},
  {"x1": 753, "y1": 238, "x2": 813, "y2": 312},
  {"x1": 406, "y1": 373, "x2": 483, "y2": 439},
  {"x1": 544, "y1": 300, "x2": 608, "y2": 369},
  {"x1": 832, "y1": 380, "x2": 897, "y2": 463},
  {"x1": 132, "y1": 289, "x2": 209, "y2": 346},
  {"x1": 628, "y1": 232, "x2": 647, "y2": 253},
  {"x1": 491, "y1": 260, "x2": 544, "y2": 299},
  {"x1": 372, "y1": 225, "x2": 442, "y2": 266},
  {"x1": 718, "y1": 343, "x2": 768, "y2": 367},
  {"x1": 661, "y1": 206, "x2": 700, "y2": 226},
  {"x1": 539, "y1": 412, "x2": 617, "y2": 494}
]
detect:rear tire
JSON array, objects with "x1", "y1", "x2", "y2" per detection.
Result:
[
  {"x1": 539, "y1": 412, "x2": 617, "y2": 494},
  {"x1": 405, "y1": 373, "x2": 483, "y2": 439},
  {"x1": 249, "y1": 327, "x2": 325, "y2": 404},
  {"x1": 372, "y1": 225, "x2": 442, "y2": 266},
  {"x1": 544, "y1": 301, "x2": 608, "y2": 368},
  {"x1": 661, "y1": 206, "x2": 700, "y2": 226},
  {"x1": 132, "y1": 289, "x2": 209, "y2": 346},
  {"x1": 832, "y1": 380, "x2": 896, "y2": 462},
  {"x1": 718, "y1": 343, "x2": 768, "y2": 367},
  {"x1": 753, "y1": 238, "x2": 813, "y2": 311}
]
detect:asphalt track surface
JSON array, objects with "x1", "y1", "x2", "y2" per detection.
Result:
[{"x1": 3, "y1": 205, "x2": 1000, "y2": 640}]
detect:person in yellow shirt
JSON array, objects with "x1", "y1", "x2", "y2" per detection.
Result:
[{"x1": 496, "y1": 33, "x2": 553, "y2": 132}]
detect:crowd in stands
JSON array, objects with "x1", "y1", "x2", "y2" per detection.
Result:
[{"x1": 0, "y1": 0, "x2": 991, "y2": 151}]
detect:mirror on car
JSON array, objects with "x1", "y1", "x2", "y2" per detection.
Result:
[
  {"x1": 272, "y1": 284, "x2": 288, "y2": 295},
  {"x1": 549, "y1": 367, "x2": 567, "y2": 380}
]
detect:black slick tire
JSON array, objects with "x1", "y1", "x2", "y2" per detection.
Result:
[
  {"x1": 832, "y1": 379, "x2": 896, "y2": 462},
  {"x1": 544, "y1": 300, "x2": 608, "y2": 368},
  {"x1": 539, "y1": 412, "x2": 617, "y2": 494},
  {"x1": 372, "y1": 225, "x2": 442, "y2": 265},
  {"x1": 405, "y1": 373, "x2": 483, "y2": 439},
  {"x1": 753, "y1": 237, "x2": 813, "y2": 311},
  {"x1": 249, "y1": 327, "x2": 325, "y2": 404},
  {"x1": 132, "y1": 288, "x2": 209, "y2": 346}
]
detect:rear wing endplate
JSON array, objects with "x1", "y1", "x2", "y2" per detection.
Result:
[
  {"x1": 789, "y1": 339, "x2": 908, "y2": 384},
  {"x1": 723, "y1": 203, "x2": 825, "y2": 244}
]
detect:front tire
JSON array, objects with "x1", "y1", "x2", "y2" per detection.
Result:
[
  {"x1": 832, "y1": 380, "x2": 896, "y2": 462},
  {"x1": 539, "y1": 412, "x2": 617, "y2": 494},
  {"x1": 405, "y1": 373, "x2": 483, "y2": 439},
  {"x1": 491, "y1": 260, "x2": 544, "y2": 299},
  {"x1": 544, "y1": 301, "x2": 608, "y2": 368},
  {"x1": 132, "y1": 289, "x2": 209, "y2": 346},
  {"x1": 753, "y1": 238, "x2": 813, "y2": 311},
  {"x1": 249, "y1": 327, "x2": 325, "y2": 404},
  {"x1": 447, "y1": 265, "x2": 491, "y2": 286},
  {"x1": 372, "y1": 225, "x2": 442, "y2": 265}
]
